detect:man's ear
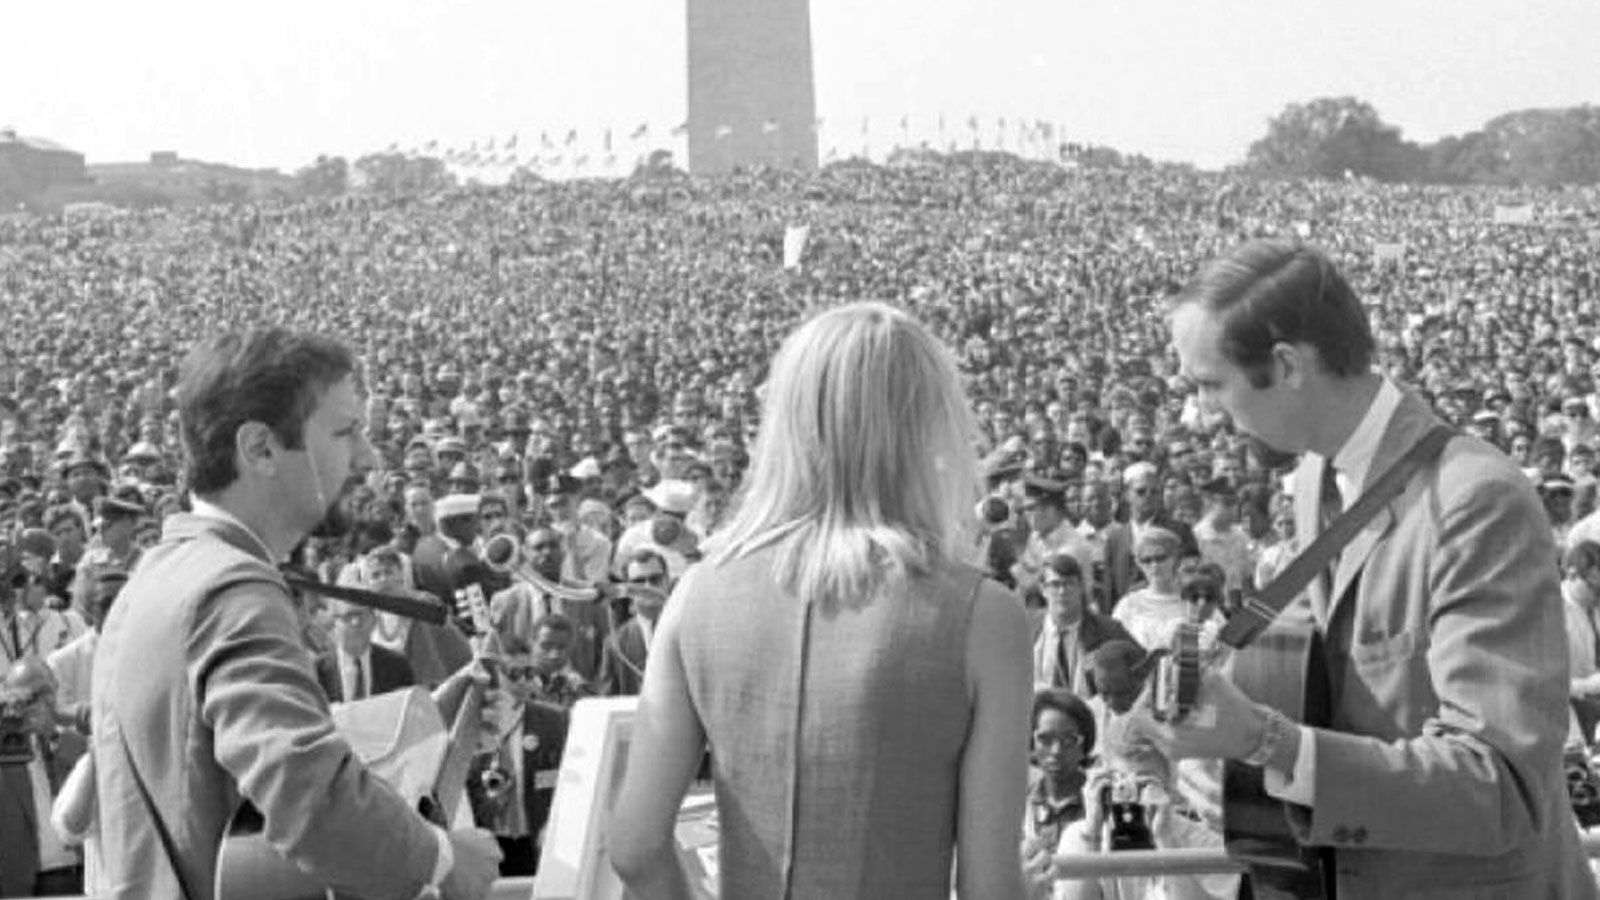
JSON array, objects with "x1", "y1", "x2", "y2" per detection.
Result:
[
  {"x1": 236, "y1": 422, "x2": 279, "y2": 478},
  {"x1": 1271, "y1": 342, "x2": 1309, "y2": 390}
]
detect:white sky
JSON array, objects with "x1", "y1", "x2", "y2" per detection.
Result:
[{"x1": 3, "y1": 0, "x2": 1596, "y2": 172}]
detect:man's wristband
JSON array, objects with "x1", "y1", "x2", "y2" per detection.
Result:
[{"x1": 1241, "y1": 705, "x2": 1290, "y2": 768}]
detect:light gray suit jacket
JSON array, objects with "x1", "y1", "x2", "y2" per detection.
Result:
[{"x1": 1283, "y1": 389, "x2": 1593, "y2": 899}]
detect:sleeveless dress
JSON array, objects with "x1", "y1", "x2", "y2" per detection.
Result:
[{"x1": 674, "y1": 546, "x2": 986, "y2": 900}]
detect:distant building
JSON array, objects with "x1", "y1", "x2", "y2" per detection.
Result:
[
  {"x1": 686, "y1": 0, "x2": 818, "y2": 174},
  {"x1": 0, "y1": 127, "x2": 88, "y2": 197}
]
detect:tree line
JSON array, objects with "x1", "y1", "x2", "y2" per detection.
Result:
[{"x1": 1244, "y1": 96, "x2": 1600, "y2": 186}]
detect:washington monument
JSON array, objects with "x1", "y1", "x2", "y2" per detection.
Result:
[{"x1": 686, "y1": 0, "x2": 819, "y2": 174}]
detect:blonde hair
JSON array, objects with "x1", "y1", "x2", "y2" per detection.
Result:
[{"x1": 708, "y1": 302, "x2": 981, "y2": 606}]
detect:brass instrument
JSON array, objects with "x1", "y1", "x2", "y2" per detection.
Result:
[{"x1": 482, "y1": 532, "x2": 603, "y2": 604}]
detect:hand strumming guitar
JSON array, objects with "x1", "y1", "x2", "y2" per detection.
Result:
[{"x1": 1132, "y1": 670, "x2": 1300, "y2": 773}]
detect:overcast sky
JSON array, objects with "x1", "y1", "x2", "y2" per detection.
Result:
[{"x1": 3, "y1": 0, "x2": 1596, "y2": 171}]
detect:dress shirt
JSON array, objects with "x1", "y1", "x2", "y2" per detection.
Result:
[{"x1": 1267, "y1": 377, "x2": 1401, "y2": 804}]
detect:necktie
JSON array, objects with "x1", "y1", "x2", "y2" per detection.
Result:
[
  {"x1": 1321, "y1": 464, "x2": 1344, "y2": 594},
  {"x1": 1053, "y1": 632, "x2": 1073, "y2": 689},
  {"x1": 350, "y1": 661, "x2": 366, "y2": 700}
]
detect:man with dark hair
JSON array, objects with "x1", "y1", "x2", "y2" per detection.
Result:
[
  {"x1": 1147, "y1": 241, "x2": 1592, "y2": 899},
  {"x1": 90, "y1": 328, "x2": 500, "y2": 900}
]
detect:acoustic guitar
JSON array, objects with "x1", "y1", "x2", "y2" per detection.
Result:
[
  {"x1": 215, "y1": 581, "x2": 499, "y2": 900},
  {"x1": 1158, "y1": 617, "x2": 1335, "y2": 900}
]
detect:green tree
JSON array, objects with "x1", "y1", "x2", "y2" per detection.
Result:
[
  {"x1": 352, "y1": 152, "x2": 454, "y2": 195},
  {"x1": 295, "y1": 154, "x2": 349, "y2": 197},
  {"x1": 1247, "y1": 96, "x2": 1422, "y2": 181}
]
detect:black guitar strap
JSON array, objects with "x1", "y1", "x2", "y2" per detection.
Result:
[{"x1": 1219, "y1": 424, "x2": 1455, "y2": 649}]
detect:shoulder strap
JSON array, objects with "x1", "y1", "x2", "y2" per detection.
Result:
[
  {"x1": 1219, "y1": 424, "x2": 1455, "y2": 649},
  {"x1": 117, "y1": 730, "x2": 198, "y2": 900}
]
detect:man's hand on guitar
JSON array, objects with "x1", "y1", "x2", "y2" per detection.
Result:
[
  {"x1": 1134, "y1": 670, "x2": 1289, "y2": 765},
  {"x1": 440, "y1": 827, "x2": 503, "y2": 900}
]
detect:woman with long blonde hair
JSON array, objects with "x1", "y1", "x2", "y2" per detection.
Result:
[{"x1": 612, "y1": 302, "x2": 1032, "y2": 899}]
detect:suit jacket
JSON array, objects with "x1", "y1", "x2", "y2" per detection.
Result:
[
  {"x1": 1281, "y1": 389, "x2": 1592, "y2": 899},
  {"x1": 1028, "y1": 609, "x2": 1137, "y2": 696},
  {"x1": 91, "y1": 513, "x2": 441, "y2": 900},
  {"x1": 315, "y1": 644, "x2": 416, "y2": 703},
  {"x1": 1102, "y1": 516, "x2": 1197, "y2": 612},
  {"x1": 597, "y1": 618, "x2": 650, "y2": 696}
]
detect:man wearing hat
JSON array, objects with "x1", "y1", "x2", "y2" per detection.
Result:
[
  {"x1": 1012, "y1": 474, "x2": 1096, "y2": 603},
  {"x1": 613, "y1": 480, "x2": 700, "y2": 579},
  {"x1": 81, "y1": 491, "x2": 145, "y2": 572},
  {"x1": 407, "y1": 493, "x2": 483, "y2": 687},
  {"x1": 1540, "y1": 475, "x2": 1579, "y2": 554}
]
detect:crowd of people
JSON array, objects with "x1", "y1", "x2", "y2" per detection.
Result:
[{"x1": 2, "y1": 149, "x2": 1600, "y2": 897}]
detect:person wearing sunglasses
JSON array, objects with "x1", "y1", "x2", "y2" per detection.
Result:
[
  {"x1": 1109, "y1": 529, "x2": 1192, "y2": 654},
  {"x1": 1102, "y1": 463, "x2": 1198, "y2": 615},
  {"x1": 596, "y1": 548, "x2": 672, "y2": 697}
]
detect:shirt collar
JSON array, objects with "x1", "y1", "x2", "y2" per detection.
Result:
[
  {"x1": 1327, "y1": 377, "x2": 1403, "y2": 497},
  {"x1": 189, "y1": 496, "x2": 281, "y2": 563}
]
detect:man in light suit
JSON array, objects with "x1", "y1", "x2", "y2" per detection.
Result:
[
  {"x1": 1147, "y1": 240, "x2": 1593, "y2": 899},
  {"x1": 90, "y1": 328, "x2": 500, "y2": 900}
]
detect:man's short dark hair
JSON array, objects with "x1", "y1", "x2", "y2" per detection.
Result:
[
  {"x1": 1175, "y1": 240, "x2": 1374, "y2": 389},
  {"x1": 177, "y1": 328, "x2": 357, "y2": 494}
]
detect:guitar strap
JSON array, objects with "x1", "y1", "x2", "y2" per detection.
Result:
[{"x1": 1219, "y1": 424, "x2": 1455, "y2": 649}]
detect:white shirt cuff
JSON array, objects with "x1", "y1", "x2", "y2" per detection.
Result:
[
  {"x1": 1262, "y1": 725, "x2": 1316, "y2": 806},
  {"x1": 420, "y1": 825, "x2": 453, "y2": 898}
]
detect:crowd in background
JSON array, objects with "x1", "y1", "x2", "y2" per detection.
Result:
[{"x1": 3, "y1": 151, "x2": 1600, "y2": 895}]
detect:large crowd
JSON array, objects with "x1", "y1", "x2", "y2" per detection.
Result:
[{"x1": 3, "y1": 151, "x2": 1600, "y2": 896}]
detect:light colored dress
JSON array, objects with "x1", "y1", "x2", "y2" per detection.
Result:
[{"x1": 674, "y1": 547, "x2": 988, "y2": 900}]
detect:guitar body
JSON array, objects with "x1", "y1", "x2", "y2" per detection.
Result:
[
  {"x1": 1222, "y1": 618, "x2": 1334, "y2": 900},
  {"x1": 215, "y1": 682, "x2": 485, "y2": 900}
]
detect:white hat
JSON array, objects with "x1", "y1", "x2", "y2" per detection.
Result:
[
  {"x1": 435, "y1": 493, "x2": 481, "y2": 521},
  {"x1": 569, "y1": 457, "x2": 602, "y2": 480},
  {"x1": 1122, "y1": 461, "x2": 1158, "y2": 485},
  {"x1": 644, "y1": 479, "x2": 698, "y2": 515}
]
